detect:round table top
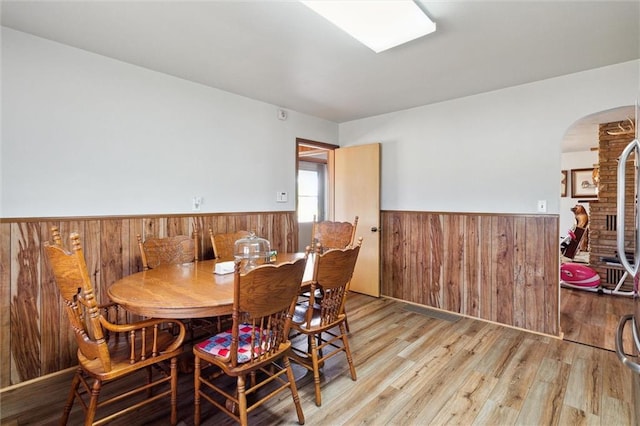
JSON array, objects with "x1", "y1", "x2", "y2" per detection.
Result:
[{"x1": 108, "y1": 253, "x2": 308, "y2": 319}]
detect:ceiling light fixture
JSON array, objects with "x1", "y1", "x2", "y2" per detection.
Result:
[{"x1": 300, "y1": 0, "x2": 436, "y2": 53}]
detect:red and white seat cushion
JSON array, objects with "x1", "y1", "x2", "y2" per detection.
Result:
[{"x1": 196, "y1": 324, "x2": 269, "y2": 363}]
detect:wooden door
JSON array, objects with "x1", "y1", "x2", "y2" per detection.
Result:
[{"x1": 333, "y1": 143, "x2": 380, "y2": 297}]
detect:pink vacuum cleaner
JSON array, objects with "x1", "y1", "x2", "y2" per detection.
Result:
[
  {"x1": 560, "y1": 263, "x2": 601, "y2": 290},
  {"x1": 560, "y1": 253, "x2": 634, "y2": 296}
]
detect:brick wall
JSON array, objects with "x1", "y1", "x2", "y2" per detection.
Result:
[{"x1": 589, "y1": 120, "x2": 636, "y2": 290}]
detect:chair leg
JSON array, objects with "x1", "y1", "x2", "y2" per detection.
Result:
[
  {"x1": 283, "y1": 356, "x2": 305, "y2": 425},
  {"x1": 194, "y1": 356, "x2": 201, "y2": 426},
  {"x1": 61, "y1": 368, "x2": 82, "y2": 425},
  {"x1": 170, "y1": 357, "x2": 178, "y2": 425},
  {"x1": 316, "y1": 333, "x2": 324, "y2": 366},
  {"x1": 343, "y1": 292, "x2": 350, "y2": 333},
  {"x1": 340, "y1": 323, "x2": 357, "y2": 381},
  {"x1": 85, "y1": 378, "x2": 102, "y2": 426},
  {"x1": 146, "y1": 365, "x2": 153, "y2": 398},
  {"x1": 250, "y1": 370, "x2": 257, "y2": 388},
  {"x1": 306, "y1": 334, "x2": 313, "y2": 352},
  {"x1": 309, "y1": 332, "x2": 323, "y2": 406},
  {"x1": 237, "y1": 375, "x2": 248, "y2": 426},
  {"x1": 304, "y1": 333, "x2": 324, "y2": 367}
]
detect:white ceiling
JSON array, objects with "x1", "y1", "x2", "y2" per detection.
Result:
[{"x1": 2, "y1": 0, "x2": 639, "y2": 151}]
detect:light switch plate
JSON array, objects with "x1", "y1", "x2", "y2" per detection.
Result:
[
  {"x1": 537, "y1": 199, "x2": 547, "y2": 213},
  {"x1": 192, "y1": 196, "x2": 202, "y2": 211},
  {"x1": 276, "y1": 191, "x2": 288, "y2": 202}
]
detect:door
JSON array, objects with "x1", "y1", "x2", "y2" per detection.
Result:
[{"x1": 334, "y1": 143, "x2": 380, "y2": 297}]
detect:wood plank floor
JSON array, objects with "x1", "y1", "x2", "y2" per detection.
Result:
[
  {"x1": 560, "y1": 286, "x2": 635, "y2": 351},
  {"x1": 10, "y1": 293, "x2": 636, "y2": 425}
]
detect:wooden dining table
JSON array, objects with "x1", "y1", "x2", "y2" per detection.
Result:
[{"x1": 107, "y1": 253, "x2": 310, "y2": 319}]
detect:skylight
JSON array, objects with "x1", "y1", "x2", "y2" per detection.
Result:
[{"x1": 301, "y1": 0, "x2": 436, "y2": 53}]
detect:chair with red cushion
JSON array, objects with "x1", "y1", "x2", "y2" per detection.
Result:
[
  {"x1": 192, "y1": 256, "x2": 308, "y2": 426},
  {"x1": 290, "y1": 238, "x2": 362, "y2": 406}
]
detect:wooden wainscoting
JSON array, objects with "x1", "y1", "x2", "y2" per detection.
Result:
[
  {"x1": 0, "y1": 212, "x2": 297, "y2": 388},
  {"x1": 381, "y1": 211, "x2": 559, "y2": 337},
  {"x1": 1, "y1": 210, "x2": 559, "y2": 390}
]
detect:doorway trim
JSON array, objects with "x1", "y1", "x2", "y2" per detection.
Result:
[{"x1": 296, "y1": 138, "x2": 339, "y2": 251}]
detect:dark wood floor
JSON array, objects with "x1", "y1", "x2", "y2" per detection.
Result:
[
  {"x1": 561, "y1": 286, "x2": 635, "y2": 351},
  {"x1": 559, "y1": 251, "x2": 636, "y2": 351},
  {"x1": 11, "y1": 292, "x2": 634, "y2": 426}
]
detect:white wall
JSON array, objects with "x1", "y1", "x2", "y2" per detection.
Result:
[
  {"x1": 339, "y1": 60, "x2": 639, "y2": 215},
  {"x1": 560, "y1": 150, "x2": 599, "y2": 235},
  {"x1": 1, "y1": 28, "x2": 338, "y2": 218},
  {"x1": 3, "y1": 28, "x2": 639, "y2": 219}
]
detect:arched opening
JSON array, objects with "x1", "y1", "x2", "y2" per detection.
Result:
[{"x1": 560, "y1": 104, "x2": 636, "y2": 350}]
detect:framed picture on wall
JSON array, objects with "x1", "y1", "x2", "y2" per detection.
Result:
[
  {"x1": 571, "y1": 168, "x2": 598, "y2": 198},
  {"x1": 561, "y1": 170, "x2": 567, "y2": 197}
]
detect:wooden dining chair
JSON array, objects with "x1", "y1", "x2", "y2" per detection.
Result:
[
  {"x1": 137, "y1": 231, "x2": 199, "y2": 270},
  {"x1": 311, "y1": 215, "x2": 359, "y2": 250},
  {"x1": 208, "y1": 229, "x2": 252, "y2": 332},
  {"x1": 137, "y1": 230, "x2": 216, "y2": 340},
  {"x1": 193, "y1": 256, "x2": 308, "y2": 426},
  {"x1": 44, "y1": 227, "x2": 186, "y2": 426},
  {"x1": 209, "y1": 228, "x2": 251, "y2": 261},
  {"x1": 308, "y1": 216, "x2": 359, "y2": 331},
  {"x1": 289, "y1": 238, "x2": 362, "y2": 406}
]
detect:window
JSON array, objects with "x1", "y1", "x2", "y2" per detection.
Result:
[
  {"x1": 298, "y1": 161, "x2": 326, "y2": 222},
  {"x1": 298, "y1": 169, "x2": 318, "y2": 222},
  {"x1": 296, "y1": 138, "x2": 335, "y2": 226}
]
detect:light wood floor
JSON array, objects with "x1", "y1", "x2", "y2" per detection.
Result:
[{"x1": 16, "y1": 293, "x2": 636, "y2": 425}]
